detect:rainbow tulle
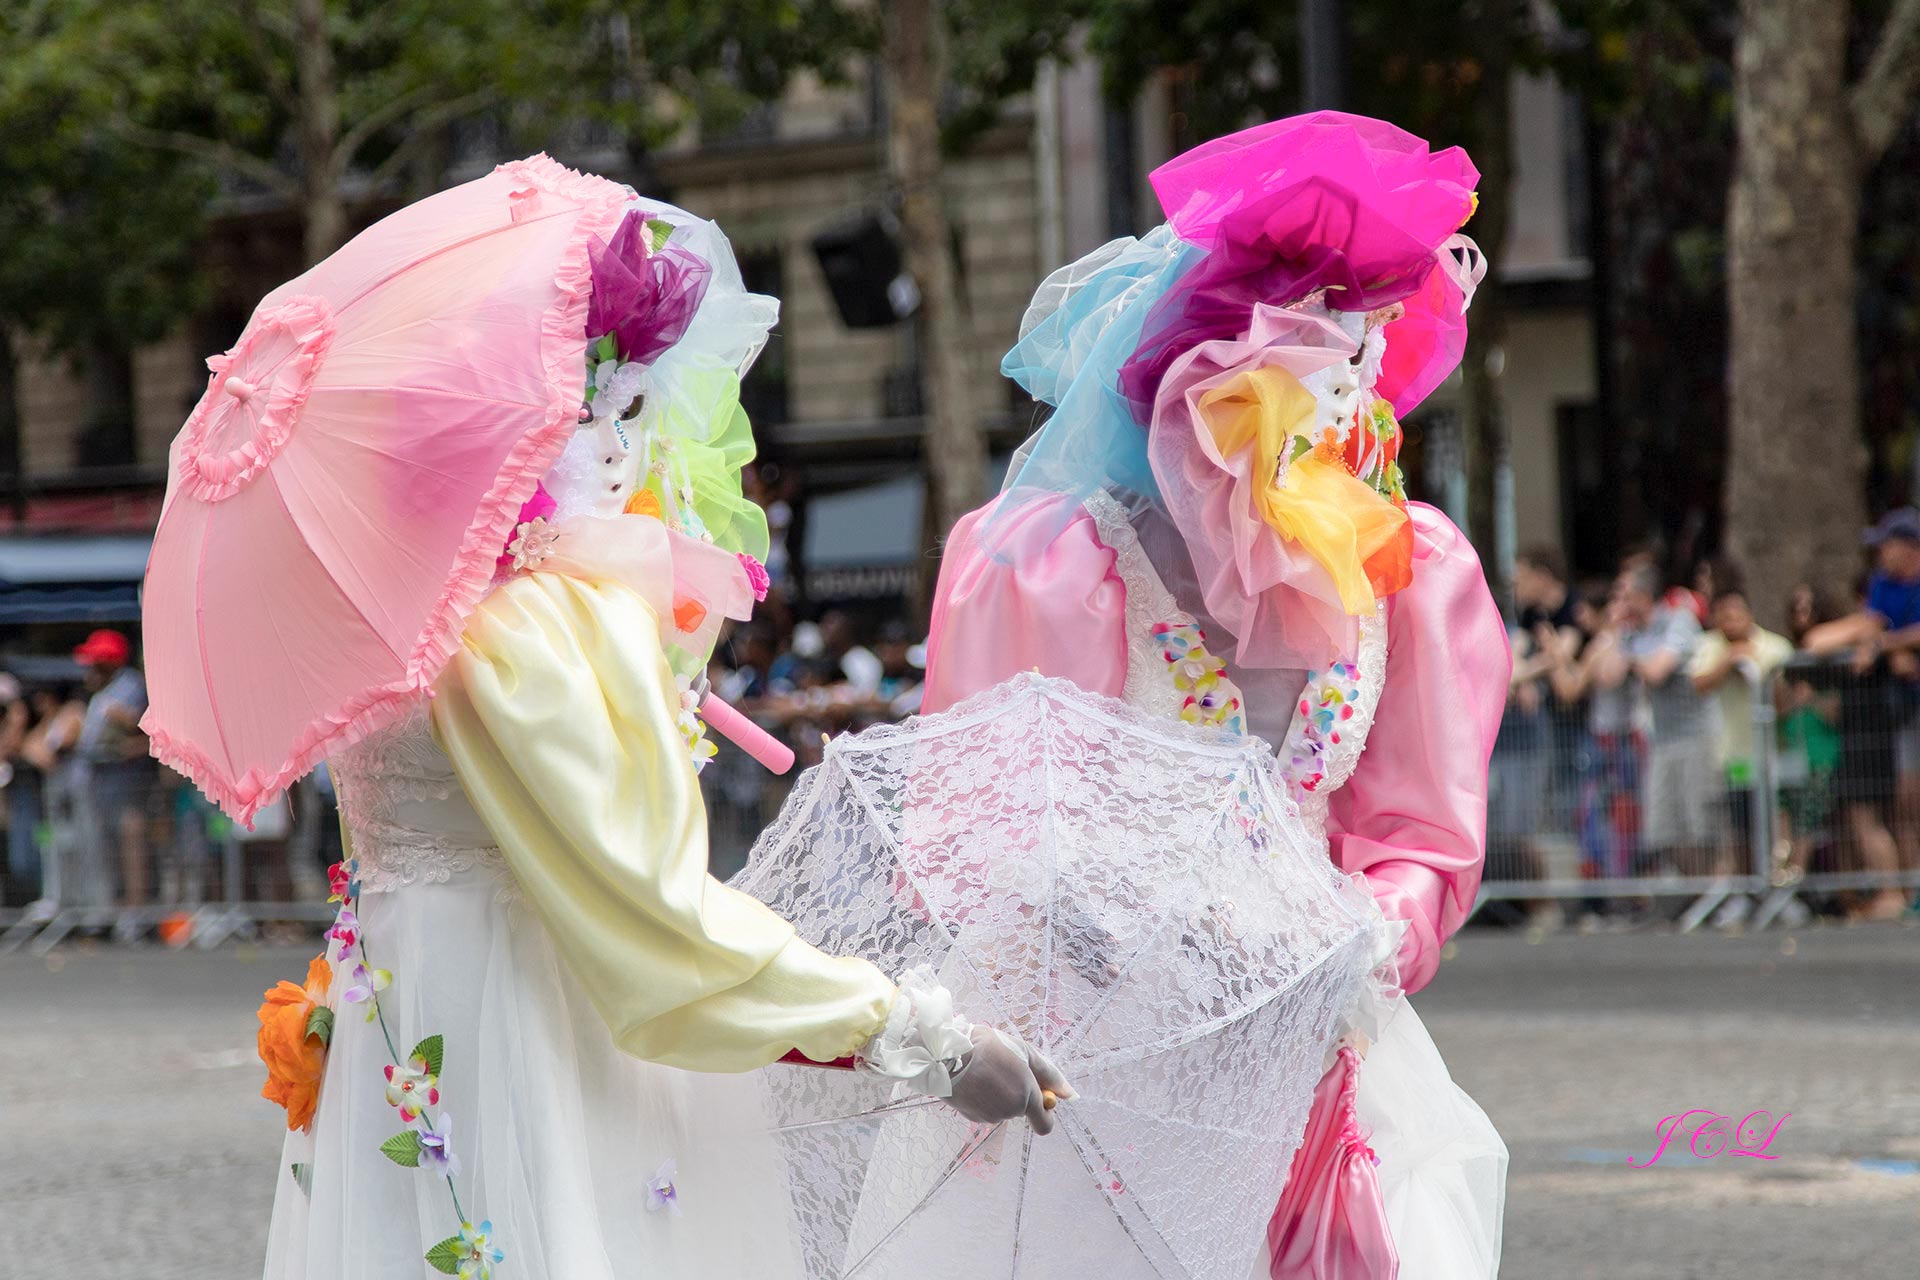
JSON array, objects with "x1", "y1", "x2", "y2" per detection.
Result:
[{"x1": 1126, "y1": 110, "x2": 1478, "y2": 420}]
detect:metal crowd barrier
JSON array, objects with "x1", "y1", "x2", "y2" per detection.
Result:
[
  {"x1": 7, "y1": 653, "x2": 1917, "y2": 950},
  {"x1": 1476, "y1": 649, "x2": 1920, "y2": 928},
  {"x1": 0, "y1": 773, "x2": 334, "y2": 956}
]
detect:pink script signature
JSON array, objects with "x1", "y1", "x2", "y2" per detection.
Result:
[{"x1": 1630, "y1": 1110, "x2": 1791, "y2": 1167}]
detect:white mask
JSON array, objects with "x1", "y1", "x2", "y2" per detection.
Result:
[{"x1": 546, "y1": 411, "x2": 643, "y2": 523}]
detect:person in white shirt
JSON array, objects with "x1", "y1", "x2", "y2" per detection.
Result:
[{"x1": 1690, "y1": 587, "x2": 1795, "y2": 885}]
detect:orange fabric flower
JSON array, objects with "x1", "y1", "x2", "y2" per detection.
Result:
[
  {"x1": 624, "y1": 487, "x2": 663, "y2": 519},
  {"x1": 257, "y1": 953, "x2": 333, "y2": 1132},
  {"x1": 671, "y1": 595, "x2": 709, "y2": 633}
]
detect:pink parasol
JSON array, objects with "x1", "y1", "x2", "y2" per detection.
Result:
[{"x1": 141, "y1": 155, "x2": 629, "y2": 823}]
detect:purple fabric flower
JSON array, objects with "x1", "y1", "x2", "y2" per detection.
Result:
[
  {"x1": 587, "y1": 212, "x2": 712, "y2": 367},
  {"x1": 1118, "y1": 180, "x2": 1438, "y2": 417},
  {"x1": 325, "y1": 908, "x2": 359, "y2": 960},
  {"x1": 418, "y1": 1111, "x2": 458, "y2": 1175},
  {"x1": 645, "y1": 1159, "x2": 681, "y2": 1216}
]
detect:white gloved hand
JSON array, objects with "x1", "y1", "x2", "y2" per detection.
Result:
[
  {"x1": 946, "y1": 1027, "x2": 1075, "y2": 1135},
  {"x1": 857, "y1": 967, "x2": 1075, "y2": 1134}
]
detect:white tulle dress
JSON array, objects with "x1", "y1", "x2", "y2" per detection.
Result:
[{"x1": 261, "y1": 705, "x2": 813, "y2": 1280}]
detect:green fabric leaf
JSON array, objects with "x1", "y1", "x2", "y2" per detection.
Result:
[
  {"x1": 380, "y1": 1130, "x2": 423, "y2": 1168},
  {"x1": 425, "y1": 1236, "x2": 465, "y2": 1275},
  {"x1": 411, "y1": 1034, "x2": 444, "y2": 1077},
  {"x1": 305, "y1": 1006, "x2": 334, "y2": 1047},
  {"x1": 593, "y1": 333, "x2": 617, "y2": 363},
  {"x1": 646, "y1": 218, "x2": 674, "y2": 252}
]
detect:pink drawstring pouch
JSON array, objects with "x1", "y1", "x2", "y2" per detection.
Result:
[{"x1": 1266, "y1": 1046, "x2": 1399, "y2": 1279}]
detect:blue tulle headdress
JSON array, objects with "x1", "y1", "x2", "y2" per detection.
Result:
[{"x1": 996, "y1": 227, "x2": 1201, "y2": 509}]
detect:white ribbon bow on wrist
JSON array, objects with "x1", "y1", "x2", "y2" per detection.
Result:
[{"x1": 858, "y1": 966, "x2": 975, "y2": 1099}]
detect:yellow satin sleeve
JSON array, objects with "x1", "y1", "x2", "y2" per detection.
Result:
[{"x1": 429, "y1": 571, "x2": 895, "y2": 1071}]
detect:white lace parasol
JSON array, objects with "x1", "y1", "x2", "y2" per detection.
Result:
[{"x1": 732, "y1": 673, "x2": 1386, "y2": 1278}]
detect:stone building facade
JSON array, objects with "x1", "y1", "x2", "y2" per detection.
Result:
[{"x1": 4, "y1": 61, "x2": 1602, "y2": 608}]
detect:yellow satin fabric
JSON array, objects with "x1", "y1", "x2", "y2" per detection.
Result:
[
  {"x1": 1198, "y1": 365, "x2": 1410, "y2": 614},
  {"x1": 431, "y1": 572, "x2": 894, "y2": 1071}
]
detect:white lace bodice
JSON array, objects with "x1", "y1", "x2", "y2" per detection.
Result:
[
  {"x1": 327, "y1": 705, "x2": 510, "y2": 893},
  {"x1": 1082, "y1": 493, "x2": 1386, "y2": 829}
]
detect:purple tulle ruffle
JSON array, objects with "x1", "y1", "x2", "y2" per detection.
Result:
[{"x1": 588, "y1": 211, "x2": 712, "y2": 366}]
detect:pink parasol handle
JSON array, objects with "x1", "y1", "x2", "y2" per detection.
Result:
[{"x1": 698, "y1": 692, "x2": 795, "y2": 775}]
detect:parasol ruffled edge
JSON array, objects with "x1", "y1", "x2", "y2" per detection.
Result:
[{"x1": 143, "y1": 154, "x2": 631, "y2": 826}]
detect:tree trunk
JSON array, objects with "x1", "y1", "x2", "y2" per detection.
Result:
[
  {"x1": 1460, "y1": 24, "x2": 1514, "y2": 603},
  {"x1": 1725, "y1": 0, "x2": 1862, "y2": 630},
  {"x1": 884, "y1": 0, "x2": 987, "y2": 614},
  {"x1": 294, "y1": 0, "x2": 345, "y2": 264},
  {"x1": 0, "y1": 326, "x2": 23, "y2": 524}
]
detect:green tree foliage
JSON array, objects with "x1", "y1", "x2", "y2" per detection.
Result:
[
  {"x1": 0, "y1": 2, "x2": 212, "y2": 474},
  {"x1": 61, "y1": 0, "x2": 871, "y2": 263},
  {"x1": 0, "y1": 0, "x2": 872, "y2": 480},
  {"x1": 0, "y1": 4, "x2": 211, "y2": 359}
]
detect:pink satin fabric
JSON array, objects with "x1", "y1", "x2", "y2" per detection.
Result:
[
  {"x1": 922, "y1": 496, "x2": 1128, "y2": 715},
  {"x1": 1263, "y1": 505, "x2": 1507, "y2": 1277},
  {"x1": 1266, "y1": 1046, "x2": 1398, "y2": 1279},
  {"x1": 1326, "y1": 503, "x2": 1510, "y2": 994}
]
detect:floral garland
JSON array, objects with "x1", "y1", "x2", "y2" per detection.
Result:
[
  {"x1": 257, "y1": 858, "x2": 505, "y2": 1279},
  {"x1": 1151, "y1": 621, "x2": 1247, "y2": 735},
  {"x1": 1282, "y1": 660, "x2": 1363, "y2": 794}
]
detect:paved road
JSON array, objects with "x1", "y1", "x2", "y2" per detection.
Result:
[{"x1": 4, "y1": 921, "x2": 1917, "y2": 1279}]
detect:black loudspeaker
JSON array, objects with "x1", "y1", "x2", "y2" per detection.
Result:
[{"x1": 811, "y1": 213, "x2": 911, "y2": 329}]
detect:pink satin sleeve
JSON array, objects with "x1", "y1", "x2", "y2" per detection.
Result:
[
  {"x1": 922, "y1": 496, "x2": 1129, "y2": 714},
  {"x1": 1326, "y1": 503, "x2": 1510, "y2": 993}
]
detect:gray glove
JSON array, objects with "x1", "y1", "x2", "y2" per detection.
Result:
[{"x1": 945, "y1": 1027, "x2": 1075, "y2": 1135}]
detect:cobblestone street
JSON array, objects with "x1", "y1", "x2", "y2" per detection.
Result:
[{"x1": 4, "y1": 923, "x2": 1917, "y2": 1279}]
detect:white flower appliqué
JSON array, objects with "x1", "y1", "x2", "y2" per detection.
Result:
[{"x1": 506, "y1": 517, "x2": 559, "y2": 572}]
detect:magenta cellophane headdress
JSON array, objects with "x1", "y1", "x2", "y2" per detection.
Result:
[
  {"x1": 991, "y1": 112, "x2": 1482, "y2": 672},
  {"x1": 1121, "y1": 110, "x2": 1480, "y2": 421}
]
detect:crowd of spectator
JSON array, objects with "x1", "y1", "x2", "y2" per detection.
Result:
[
  {"x1": 698, "y1": 601, "x2": 927, "y2": 877},
  {"x1": 12, "y1": 502, "x2": 1920, "y2": 941},
  {"x1": 0, "y1": 600, "x2": 934, "y2": 933},
  {"x1": 1493, "y1": 509, "x2": 1920, "y2": 929},
  {"x1": 0, "y1": 628, "x2": 337, "y2": 941}
]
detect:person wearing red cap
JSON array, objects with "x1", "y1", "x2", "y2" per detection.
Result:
[{"x1": 73, "y1": 629, "x2": 154, "y2": 935}]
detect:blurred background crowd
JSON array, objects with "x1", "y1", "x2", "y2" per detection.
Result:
[
  {"x1": 15, "y1": 493, "x2": 1920, "y2": 942},
  {"x1": 6, "y1": 0, "x2": 1920, "y2": 946},
  {"x1": 1489, "y1": 506, "x2": 1920, "y2": 933},
  {"x1": 0, "y1": 480, "x2": 935, "y2": 938}
]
